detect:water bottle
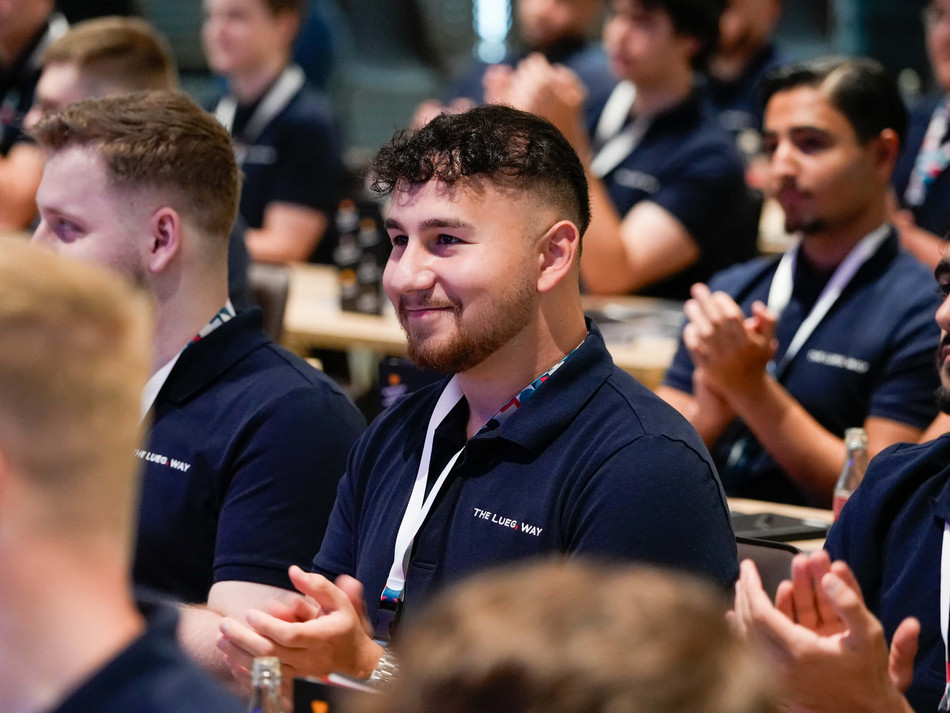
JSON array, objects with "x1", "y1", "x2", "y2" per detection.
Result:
[{"x1": 832, "y1": 427, "x2": 868, "y2": 520}]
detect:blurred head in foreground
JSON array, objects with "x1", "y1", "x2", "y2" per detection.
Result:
[{"x1": 355, "y1": 559, "x2": 777, "y2": 713}]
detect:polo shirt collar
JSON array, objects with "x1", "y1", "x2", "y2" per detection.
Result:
[
  {"x1": 157, "y1": 308, "x2": 270, "y2": 405},
  {"x1": 470, "y1": 318, "x2": 611, "y2": 454}
]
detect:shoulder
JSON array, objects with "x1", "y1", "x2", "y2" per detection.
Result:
[
  {"x1": 863, "y1": 248, "x2": 943, "y2": 323},
  {"x1": 865, "y1": 436, "x2": 950, "y2": 495},
  {"x1": 577, "y1": 364, "x2": 718, "y2": 474},
  {"x1": 177, "y1": 313, "x2": 363, "y2": 426},
  {"x1": 51, "y1": 604, "x2": 243, "y2": 713},
  {"x1": 829, "y1": 436, "x2": 950, "y2": 555},
  {"x1": 286, "y1": 83, "x2": 336, "y2": 122}
]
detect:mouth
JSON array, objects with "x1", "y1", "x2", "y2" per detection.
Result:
[
  {"x1": 397, "y1": 300, "x2": 458, "y2": 323},
  {"x1": 941, "y1": 342, "x2": 950, "y2": 367},
  {"x1": 777, "y1": 186, "x2": 807, "y2": 206},
  {"x1": 936, "y1": 337, "x2": 950, "y2": 372}
]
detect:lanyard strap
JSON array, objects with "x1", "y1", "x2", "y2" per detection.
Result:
[
  {"x1": 939, "y1": 523, "x2": 950, "y2": 710},
  {"x1": 381, "y1": 376, "x2": 464, "y2": 603},
  {"x1": 766, "y1": 225, "x2": 889, "y2": 379},
  {"x1": 140, "y1": 301, "x2": 236, "y2": 421},
  {"x1": 377, "y1": 339, "x2": 584, "y2": 632},
  {"x1": 214, "y1": 64, "x2": 305, "y2": 158},
  {"x1": 590, "y1": 81, "x2": 651, "y2": 179},
  {"x1": 905, "y1": 98, "x2": 950, "y2": 208}
]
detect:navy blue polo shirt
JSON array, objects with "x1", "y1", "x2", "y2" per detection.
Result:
[
  {"x1": 224, "y1": 79, "x2": 342, "y2": 234},
  {"x1": 314, "y1": 321, "x2": 738, "y2": 635},
  {"x1": 663, "y1": 229, "x2": 941, "y2": 505},
  {"x1": 589, "y1": 91, "x2": 758, "y2": 299},
  {"x1": 893, "y1": 94, "x2": 950, "y2": 238},
  {"x1": 442, "y1": 37, "x2": 618, "y2": 129},
  {"x1": 826, "y1": 435, "x2": 950, "y2": 713},
  {"x1": 133, "y1": 309, "x2": 366, "y2": 603},
  {"x1": 0, "y1": 16, "x2": 50, "y2": 155},
  {"x1": 49, "y1": 602, "x2": 242, "y2": 713}
]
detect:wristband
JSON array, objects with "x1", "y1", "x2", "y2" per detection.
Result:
[{"x1": 368, "y1": 647, "x2": 398, "y2": 688}]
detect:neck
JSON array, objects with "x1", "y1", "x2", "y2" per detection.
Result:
[
  {"x1": 798, "y1": 206, "x2": 888, "y2": 273},
  {"x1": 0, "y1": 537, "x2": 143, "y2": 713},
  {"x1": 456, "y1": 295, "x2": 586, "y2": 438},
  {"x1": 150, "y1": 269, "x2": 229, "y2": 375},
  {"x1": 227, "y1": 60, "x2": 287, "y2": 105},
  {"x1": 631, "y1": 70, "x2": 693, "y2": 117}
]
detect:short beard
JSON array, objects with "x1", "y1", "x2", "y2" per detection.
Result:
[
  {"x1": 403, "y1": 274, "x2": 535, "y2": 374},
  {"x1": 786, "y1": 217, "x2": 826, "y2": 235},
  {"x1": 938, "y1": 385, "x2": 950, "y2": 414},
  {"x1": 934, "y1": 338, "x2": 950, "y2": 413}
]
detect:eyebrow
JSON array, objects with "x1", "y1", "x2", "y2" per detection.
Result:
[{"x1": 384, "y1": 217, "x2": 475, "y2": 232}]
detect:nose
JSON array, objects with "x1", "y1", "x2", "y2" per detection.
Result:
[
  {"x1": 383, "y1": 239, "x2": 436, "y2": 296},
  {"x1": 937, "y1": 291, "x2": 950, "y2": 333},
  {"x1": 23, "y1": 105, "x2": 41, "y2": 132},
  {"x1": 30, "y1": 220, "x2": 54, "y2": 250},
  {"x1": 767, "y1": 138, "x2": 799, "y2": 184}
]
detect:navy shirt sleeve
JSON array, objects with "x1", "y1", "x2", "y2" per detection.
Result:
[
  {"x1": 214, "y1": 383, "x2": 363, "y2": 588},
  {"x1": 268, "y1": 101, "x2": 342, "y2": 215},
  {"x1": 864, "y1": 287, "x2": 941, "y2": 429},
  {"x1": 647, "y1": 141, "x2": 747, "y2": 256},
  {"x1": 564, "y1": 433, "x2": 738, "y2": 588}
]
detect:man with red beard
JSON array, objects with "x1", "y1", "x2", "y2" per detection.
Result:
[
  {"x1": 658, "y1": 57, "x2": 941, "y2": 507},
  {"x1": 215, "y1": 104, "x2": 738, "y2": 686}
]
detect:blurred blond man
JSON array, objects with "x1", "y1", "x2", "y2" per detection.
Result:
[{"x1": 0, "y1": 238, "x2": 241, "y2": 713}]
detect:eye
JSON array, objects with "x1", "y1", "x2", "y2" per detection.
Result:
[
  {"x1": 436, "y1": 234, "x2": 464, "y2": 246},
  {"x1": 388, "y1": 233, "x2": 408, "y2": 247},
  {"x1": 791, "y1": 130, "x2": 831, "y2": 155},
  {"x1": 53, "y1": 219, "x2": 83, "y2": 243},
  {"x1": 761, "y1": 135, "x2": 778, "y2": 157}
]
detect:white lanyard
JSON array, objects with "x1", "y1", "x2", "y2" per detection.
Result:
[
  {"x1": 383, "y1": 376, "x2": 465, "y2": 598},
  {"x1": 939, "y1": 523, "x2": 950, "y2": 710},
  {"x1": 905, "y1": 98, "x2": 950, "y2": 207},
  {"x1": 590, "y1": 81, "x2": 651, "y2": 179},
  {"x1": 214, "y1": 64, "x2": 305, "y2": 157},
  {"x1": 139, "y1": 301, "x2": 235, "y2": 421},
  {"x1": 766, "y1": 225, "x2": 889, "y2": 377}
]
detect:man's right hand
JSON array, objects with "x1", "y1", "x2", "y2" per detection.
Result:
[
  {"x1": 734, "y1": 554, "x2": 918, "y2": 713},
  {"x1": 216, "y1": 566, "x2": 384, "y2": 684}
]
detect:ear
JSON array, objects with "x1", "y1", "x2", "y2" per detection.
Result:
[
  {"x1": 146, "y1": 207, "x2": 181, "y2": 274},
  {"x1": 537, "y1": 220, "x2": 581, "y2": 293},
  {"x1": 868, "y1": 128, "x2": 901, "y2": 181}
]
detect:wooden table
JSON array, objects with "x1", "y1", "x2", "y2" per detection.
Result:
[
  {"x1": 282, "y1": 263, "x2": 680, "y2": 389},
  {"x1": 728, "y1": 497, "x2": 834, "y2": 552}
]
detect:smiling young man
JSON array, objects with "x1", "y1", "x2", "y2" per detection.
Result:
[
  {"x1": 657, "y1": 57, "x2": 941, "y2": 507},
  {"x1": 215, "y1": 104, "x2": 738, "y2": 686}
]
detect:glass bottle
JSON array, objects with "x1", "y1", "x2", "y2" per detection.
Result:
[
  {"x1": 832, "y1": 427, "x2": 869, "y2": 520},
  {"x1": 247, "y1": 657, "x2": 285, "y2": 713}
]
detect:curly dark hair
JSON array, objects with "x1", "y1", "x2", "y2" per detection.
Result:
[{"x1": 371, "y1": 105, "x2": 591, "y2": 237}]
